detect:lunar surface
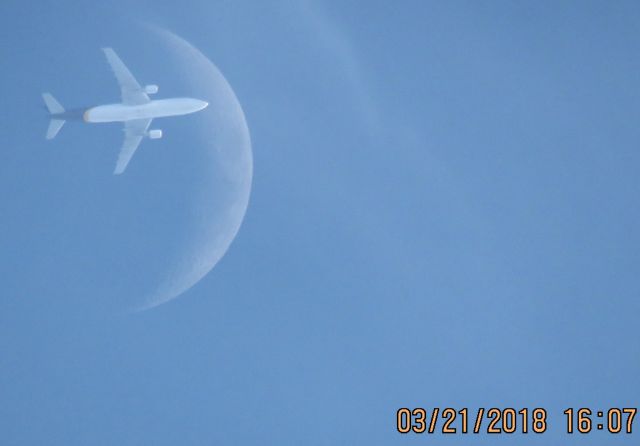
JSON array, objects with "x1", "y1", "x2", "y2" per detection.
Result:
[
  {"x1": 136, "y1": 27, "x2": 253, "y2": 310},
  {"x1": 7, "y1": 26, "x2": 254, "y2": 313}
]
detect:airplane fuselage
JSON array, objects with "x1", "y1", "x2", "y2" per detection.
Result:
[
  {"x1": 83, "y1": 97, "x2": 208, "y2": 123},
  {"x1": 43, "y1": 47, "x2": 210, "y2": 174}
]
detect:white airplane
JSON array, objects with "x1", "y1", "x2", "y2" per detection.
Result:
[{"x1": 43, "y1": 48, "x2": 209, "y2": 174}]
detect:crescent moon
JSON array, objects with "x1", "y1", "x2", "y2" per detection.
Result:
[{"x1": 135, "y1": 27, "x2": 253, "y2": 311}]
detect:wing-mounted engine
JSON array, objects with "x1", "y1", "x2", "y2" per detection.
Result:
[
  {"x1": 144, "y1": 84, "x2": 159, "y2": 94},
  {"x1": 147, "y1": 129, "x2": 162, "y2": 139}
]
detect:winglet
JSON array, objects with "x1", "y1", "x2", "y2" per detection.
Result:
[
  {"x1": 113, "y1": 156, "x2": 127, "y2": 175},
  {"x1": 101, "y1": 47, "x2": 115, "y2": 58}
]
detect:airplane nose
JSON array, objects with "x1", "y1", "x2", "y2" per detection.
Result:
[
  {"x1": 185, "y1": 98, "x2": 208, "y2": 113},
  {"x1": 192, "y1": 99, "x2": 208, "y2": 111}
]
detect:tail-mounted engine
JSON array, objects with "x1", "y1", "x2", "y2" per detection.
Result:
[
  {"x1": 147, "y1": 129, "x2": 162, "y2": 139},
  {"x1": 144, "y1": 84, "x2": 159, "y2": 94}
]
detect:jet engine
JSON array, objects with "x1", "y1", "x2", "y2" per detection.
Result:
[
  {"x1": 144, "y1": 84, "x2": 159, "y2": 94},
  {"x1": 147, "y1": 129, "x2": 162, "y2": 139}
]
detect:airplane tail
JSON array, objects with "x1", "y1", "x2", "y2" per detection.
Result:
[
  {"x1": 42, "y1": 93, "x2": 65, "y2": 140},
  {"x1": 46, "y1": 119, "x2": 65, "y2": 140}
]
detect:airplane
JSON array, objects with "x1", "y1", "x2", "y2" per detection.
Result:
[{"x1": 42, "y1": 48, "x2": 209, "y2": 174}]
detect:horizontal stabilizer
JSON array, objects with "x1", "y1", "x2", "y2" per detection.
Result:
[
  {"x1": 42, "y1": 93, "x2": 64, "y2": 114},
  {"x1": 46, "y1": 119, "x2": 65, "y2": 140}
]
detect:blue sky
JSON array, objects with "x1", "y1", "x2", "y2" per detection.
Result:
[{"x1": 1, "y1": 1, "x2": 639, "y2": 444}]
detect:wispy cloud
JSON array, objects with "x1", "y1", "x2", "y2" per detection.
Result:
[{"x1": 294, "y1": 0, "x2": 380, "y2": 137}]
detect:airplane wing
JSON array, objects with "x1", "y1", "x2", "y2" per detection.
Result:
[
  {"x1": 102, "y1": 47, "x2": 150, "y2": 106},
  {"x1": 114, "y1": 118, "x2": 152, "y2": 175}
]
